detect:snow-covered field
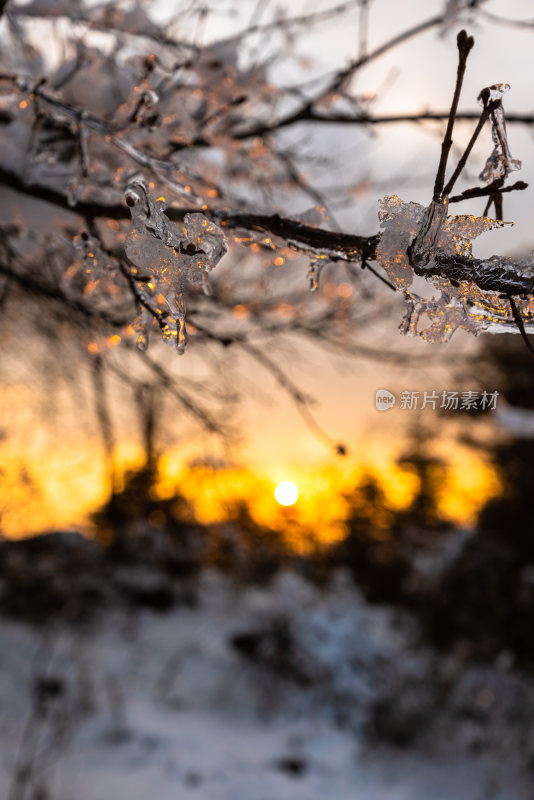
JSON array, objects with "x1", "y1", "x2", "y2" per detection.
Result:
[{"x1": 1, "y1": 569, "x2": 532, "y2": 800}]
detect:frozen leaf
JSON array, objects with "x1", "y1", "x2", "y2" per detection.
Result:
[
  {"x1": 376, "y1": 195, "x2": 424, "y2": 289},
  {"x1": 124, "y1": 180, "x2": 227, "y2": 354},
  {"x1": 182, "y1": 213, "x2": 229, "y2": 277},
  {"x1": 478, "y1": 83, "x2": 521, "y2": 183},
  {"x1": 377, "y1": 194, "x2": 533, "y2": 344},
  {"x1": 439, "y1": 213, "x2": 508, "y2": 259}
]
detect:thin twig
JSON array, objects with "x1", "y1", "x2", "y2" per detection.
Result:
[
  {"x1": 449, "y1": 180, "x2": 527, "y2": 204},
  {"x1": 508, "y1": 295, "x2": 534, "y2": 360},
  {"x1": 361, "y1": 258, "x2": 397, "y2": 292},
  {"x1": 433, "y1": 30, "x2": 474, "y2": 202}
]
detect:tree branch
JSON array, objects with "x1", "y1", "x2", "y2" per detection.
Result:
[
  {"x1": 3, "y1": 158, "x2": 534, "y2": 302},
  {"x1": 215, "y1": 210, "x2": 379, "y2": 261}
]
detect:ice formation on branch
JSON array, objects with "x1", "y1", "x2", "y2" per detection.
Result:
[
  {"x1": 63, "y1": 231, "x2": 124, "y2": 306},
  {"x1": 124, "y1": 181, "x2": 228, "y2": 353},
  {"x1": 377, "y1": 195, "x2": 534, "y2": 342},
  {"x1": 478, "y1": 83, "x2": 521, "y2": 183}
]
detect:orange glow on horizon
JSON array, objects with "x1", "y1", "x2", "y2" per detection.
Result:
[
  {"x1": 0, "y1": 382, "x2": 501, "y2": 545},
  {"x1": 0, "y1": 432, "x2": 500, "y2": 555}
]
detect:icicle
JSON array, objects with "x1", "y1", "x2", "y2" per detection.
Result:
[
  {"x1": 478, "y1": 83, "x2": 521, "y2": 183},
  {"x1": 307, "y1": 260, "x2": 326, "y2": 292},
  {"x1": 133, "y1": 309, "x2": 151, "y2": 352}
]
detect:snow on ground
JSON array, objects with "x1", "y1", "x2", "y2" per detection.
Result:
[{"x1": 0, "y1": 569, "x2": 532, "y2": 800}]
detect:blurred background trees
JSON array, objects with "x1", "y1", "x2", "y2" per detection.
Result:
[{"x1": 1, "y1": 0, "x2": 534, "y2": 663}]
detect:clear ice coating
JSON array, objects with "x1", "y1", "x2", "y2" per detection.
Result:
[
  {"x1": 124, "y1": 180, "x2": 228, "y2": 353},
  {"x1": 409, "y1": 198, "x2": 449, "y2": 267},
  {"x1": 376, "y1": 195, "x2": 425, "y2": 289},
  {"x1": 376, "y1": 194, "x2": 534, "y2": 343},
  {"x1": 477, "y1": 83, "x2": 521, "y2": 183}
]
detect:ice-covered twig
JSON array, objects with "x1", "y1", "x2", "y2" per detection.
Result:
[
  {"x1": 408, "y1": 198, "x2": 449, "y2": 268},
  {"x1": 449, "y1": 179, "x2": 527, "y2": 204},
  {"x1": 3, "y1": 76, "x2": 223, "y2": 204}
]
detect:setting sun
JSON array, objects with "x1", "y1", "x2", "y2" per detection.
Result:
[{"x1": 274, "y1": 481, "x2": 299, "y2": 506}]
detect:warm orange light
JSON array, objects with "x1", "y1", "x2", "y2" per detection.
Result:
[
  {"x1": 0, "y1": 378, "x2": 501, "y2": 544},
  {"x1": 323, "y1": 282, "x2": 337, "y2": 298},
  {"x1": 274, "y1": 481, "x2": 299, "y2": 506},
  {"x1": 277, "y1": 303, "x2": 293, "y2": 318},
  {"x1": 232, "y1": 304, "x2": 249, "y2": 319}
]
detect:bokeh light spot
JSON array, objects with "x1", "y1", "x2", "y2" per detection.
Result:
[{"x1": 274, "y1": 481, "x2": 299, "y2": 506}]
